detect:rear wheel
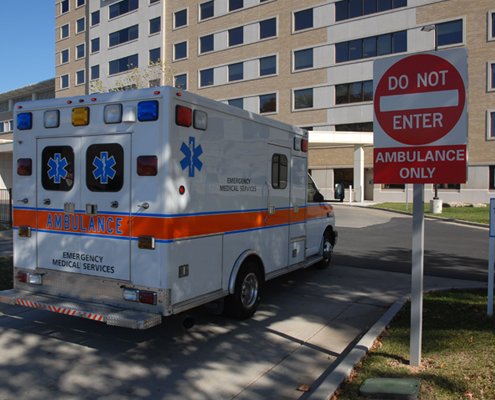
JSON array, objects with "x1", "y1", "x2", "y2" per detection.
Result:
[
  {"x1": 316, "y1": 230, "x2": 334, "y2": 269},
  {"x1": 223, "y1": 260, "x2": 263, "y2": 320}
]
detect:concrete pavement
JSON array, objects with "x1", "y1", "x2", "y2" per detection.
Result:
[{"x1": 0, "y1": 262, "x2": 484, "y2": 400}]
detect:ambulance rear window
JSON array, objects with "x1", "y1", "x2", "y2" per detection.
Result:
[
  {"x1": 41, "y1": 146, "x2": 75, "y2": 191},
  {"x1": 86, "y1": 143, "x2": 124, "y2": 192}
]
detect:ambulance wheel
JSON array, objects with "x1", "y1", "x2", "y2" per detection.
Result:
[
  {"x1": 224, "y1": 260, "x2": 263, "y2": 320},
  {"x1": 316, "y1": 230, "x2": 334, "y2": 269}
]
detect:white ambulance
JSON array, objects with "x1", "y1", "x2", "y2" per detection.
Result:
[{"x1": 0, "y1": 86, "x2": 337, "y2": 329}]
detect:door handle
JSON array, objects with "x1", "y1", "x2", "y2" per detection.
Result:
[
  {"x1": 111, "y1": 201, "x2": 119, "y2": 208},
  {"x1": 43, "y1": 198, "x2": 51, "y2": 205}
]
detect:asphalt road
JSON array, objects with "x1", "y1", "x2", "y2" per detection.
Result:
[{"x1": 333, "y1": 204, "x2": 489, "y2": 282}]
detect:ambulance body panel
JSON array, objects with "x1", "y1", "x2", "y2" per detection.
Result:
[{"x1": 0, "y1": 87, "x2": 336, "y2": 329}]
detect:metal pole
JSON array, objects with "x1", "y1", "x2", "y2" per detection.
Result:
[{"x1": 410, "y1": 183, "x2": 424, "y2": 367}]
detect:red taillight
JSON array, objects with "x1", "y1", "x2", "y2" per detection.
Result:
[
  {"x1": 176, "y1": 105, "x2": 192, "y2": 127},
  {"x1": 137, "y1": 156, "x2": 158, "y2": 176},
  {"x1": 17, "y1": 158, "x2": 32, "y2": 176},
  {"x1": 301, "y1": 139, "x2": 308, "y2": 152},
  {"x1": 139, "y1": 290, "x2": 157, "y2": 305},
  {"x1": 16, "y1": 271, "x2": 28, "y2": 283}
]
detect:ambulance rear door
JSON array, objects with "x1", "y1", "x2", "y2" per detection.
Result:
[{"x1": 36, "y1": 134, "x2": 132, "y2": 281}]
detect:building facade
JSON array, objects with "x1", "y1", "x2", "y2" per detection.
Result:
[
  {"x1": 54, "y1": 0, "x2": 495, "y2": 203},
  {"x1": 0, "y1": 80, "x2": 55, "y2": 190}
]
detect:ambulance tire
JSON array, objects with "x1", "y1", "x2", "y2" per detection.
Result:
[
  {"x1": 223, "y1": 260, "x2": 263, "y2": 320},
  {"x1": 316, "y1": 229, "x2": 334, "y2": 269}
]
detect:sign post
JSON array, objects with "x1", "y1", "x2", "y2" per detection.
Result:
[
  {"x1": 488, "y1": 198, "x2": 495, "y2": 317},
  {"x1": 373, "y1": 48, "x2": 468, "y2": 367}
]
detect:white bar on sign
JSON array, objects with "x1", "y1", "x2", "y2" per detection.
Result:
[{"x1": 380, "y1": 90, "x2": 459, "y2": 112}]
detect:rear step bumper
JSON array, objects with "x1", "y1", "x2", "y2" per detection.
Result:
[{"x1": 0, "y1": 289, "x2": 162, "y2": 329}]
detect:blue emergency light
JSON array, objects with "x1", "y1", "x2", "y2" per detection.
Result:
[
  {"x1": 17, "y1": 113, "x2": 33, "y2": 130},
  {"x1": 137, "y1": 101, "x2": 159, "y2": 121}
]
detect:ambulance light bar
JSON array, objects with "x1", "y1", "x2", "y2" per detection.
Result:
[
  {"x1": 104, "y1": 104, "x2": 123, "y2": 124},
  {"x1": 17, "y1": 113, "x2": 32, "y2": 130},
  {"x1": 72, "y1": 107, "x2": 89, "y2": 126},
  {"x1": 176, "y1": 105, "x2": 192, "y2": 127},
  {"x1": 44, "y1": 110, "x2": 60, "y2": 128},
  {"x1": 137, "y1": 100, "x2": 159, "y2": 121},
  {"x1": 123, "y1": 288, "x2": 157, "y2": 305}
]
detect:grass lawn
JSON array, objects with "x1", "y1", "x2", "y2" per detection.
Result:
[
  {"x1": 336, "y1": 290, "x2": 495, "y2": 400},
  {"x1": 0, "y1": 256, "x2": 12, "y2": 291},
  {"x1": 373, "y1": 202, "x2": 490, "y2": 225}
]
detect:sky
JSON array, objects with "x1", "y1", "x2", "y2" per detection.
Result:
[{"x1": 0, "y1": 1, "x2": 55, "y2": 93}]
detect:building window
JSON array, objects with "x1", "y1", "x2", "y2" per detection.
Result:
[
  {"x1": 149, "y1": 79, "x2": 160, "y2": 87},
  {"x1": 260, "y1": 55, "x2": 276, "y2": 76},
  {"x1": 174, "y1": 41, "x2": 187, "y2": 60},
  {"x1": 150, "y1": 17, "x2": 161, "y2": 34},
  {"x1": 489, "y1": 63, "x2": 495, "y2": 91},
  {"x1": 91, "y1": 65, "x2": 100, "y2": 80},
  {"x1": 335, "y1": 122, "x2": 373, "y2": 131},
  {"x1": 260, "y1": 93, "x2": 276, "y2": 113},
  {"x1": 109, "y1": 54, "x2": 138, "y2": 75},
  {"x1": 436, "y1": 19, "x2": 463, "y2": 47},
  {"x1": 335, "y1": 0, "x2": 407, "y2": 22},
  {"x1": 61, "y1": 49, "x2": 69, "y2": 64},
  {"x1": 490, "y1": 166, "x2": 495, "y2": 190},
  {"x1": 294, "y1": 48, "x2": 313, "y2": 70},
  {"x1": 61, "y1": 0, "x2": 69, "y2": 14},
  {"x1": 174, "y1": 9, "x2": 187, "y2": 28},
  {"x1": 150, "y1": 0, "x2": 160, "y2": 4},
  {"x1": 200, "y1": 34, "x2": 214, "y2": 53},
  {"x1": 76, "y1": 44, "x2": 85, "y2": 59},
  {"x1": 149, "y1": 48, "x2": 161, "y2": 64},
  {"x1": 200, "y1": 68, "x2": 214, "y2": 87},
  {"x1": 60, "y1": 74, "x2": 69, "y2": 89},
  {"x1": 229, "y1": 27, "x2": 243, "y2": 46},
  {"x1": 294, "y1": 8, "x2": 313, "y2": 31},
  {"x1": 229, "y1": 62, "x2": 243, "y2": 81},
  {"x1": 109, "y1": 25, "x2": 138, "y2": 47},
  {"x1": 175, "y1": 74, "x2": 187, "y2": 89},
  {"x1": 294, "y1": 88, "x2": 313, "y2": 109},
  {"x1": 200, "y1": 1, "x2": 214, "y2": 20},
  {"x1": 336, "y1": 30, "x2": 406, "y2": 62},
  {"x1": 76, "y1": 17, "x2": 85, "y2": 33},
  {"x1": 228, "y1": 98, "x2": 244, "y2": 109},
  {"x1": 382, "y1": 183, "x2": 405, "y2": 190},
  {"x1": 490, "y1": 11, "x2": 495, "y2": 40},
  {"x1": 76, "y1": 70, "x2": 85, "y2": 85},
  {"x1": 260, "y1": 17, "x2": 276, "y2": 39},
  {"x1": 91, "y1": 10, "x2": 100, "y2": 26},
  {"x1": 488, "y1": 111, "x2": 495, "y2": 139},
  {"x1": 61, "y1": 24, "x2": 69, "y2": 39},
  {"x1": 77, "y1": 0, "x2": 85, "y2": 6},
  {"x1": 229, "y1": 0, "x2": 243, "y2": 12},
  {"x1": 109, "y1": 0, "x2": 139, "y2": 19},
  {"x1": 91, "y1": 38, "x2": 100, "y2": 53},
  {"x1": 335, "y1": 80, "x2": 373, "y2": 104}
]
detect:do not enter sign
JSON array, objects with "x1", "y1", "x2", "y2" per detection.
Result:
[{"x1": 373, "y1": 48, "x2": 468, "y2": 184}]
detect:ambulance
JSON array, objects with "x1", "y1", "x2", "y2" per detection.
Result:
[{"x1": 0, "y1": 86, "x2": 337, "y2": 329}]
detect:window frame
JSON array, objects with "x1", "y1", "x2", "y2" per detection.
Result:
[
  {"x1": 436, "y1": 18, "x2": 464, "y2": 48},
  {"x1": 228, "y1": 62, "x2": 244, "y2": 82},
  {"x1": 60, "y1": 0, "x2": 69, "y2": 14},
  {"x1": 91, "y1": 37, "x2": 100, "y2": 54},
  {"x1": 60, "y1": 48, "x2": 69, "y2": 65},
  {"x1": 228, "y1": 26, "x2": 244, "y2": 47},
  {"x1": 487, "y1": 110, "x2": 495, "y2": 140},
  {"x1": 489, "y1": 166, "x2": 495, "y2": 190},
  {"x1": 294, "y1": 48, "x2": 314, "y2": 71},
  {"x1": 60, "y1": 24, "x2": 70, "y2": 39},
  {"x1": 200, "y1": 34, "x2": 214, "y2": 54},
  {"x1": 259, "y1": 17, "x2": 277, "y2": 39},
  {"x1": 60, "y1": 74, "x2": 69, "y2": 89},
  {"x1": 259, "y1": 55, "x2": 277, "y2": 76},
  {"x1": 294, "y1": 8, "x2": 313, "y2": 32},
  {"x1": 108, "y1": 54, "x2": 139, "y2": 76},
  {"x1": 200, "y1": 1, "x2": 214, "y2": 20},
  {"x1": 174, "y1": 73, "x2": 187, "y2": 90},
  {"x1": 174, "y1": 41, "x2": 188, "y2": 61},
  {"x1": 90, "y1": 65, "x2": 100, "y2": 80},
  {"x1": 75, "y1": 69, "x2": 85, "y2": 86},
  {"x1": 76, "y1": 43, "x2": 85, "y2": 60},
  {"x1": 109, "y1": 24, "x2": 139, "y2": 48},
  {"x1": 229, "y1": 0, "x2": 244, "y2": 12},
  {"x1": 149, "y1": 16, "x2": 161, "y2": 35},
  {"x1": 174, "y1": 8, "x2": 188, "y2": 29},
  {"x1": 76, "y1": 17, "x2": 86, "y2": 34},
  {"x1": 109, "y1": 0, "x2": 139, "y2": 20},
  {"x1": 200, "y1": 68, "x2": 214, "y2": 87},
  {"x1": 259, "y1": 93, "x2": 277, "y2": 114},
  {"x1": 149, "y1": 47, "x2": 161, "y2": 64},
  {"x1": 294, "y1": 88, "x2": 314, "y2": 110},
  {"x1": 91, "y1": 10, "x2": 100, "y2": 26}
]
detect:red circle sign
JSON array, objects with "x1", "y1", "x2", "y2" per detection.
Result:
[{"x1": 374, "y1": 54, "x2": 465, "y2": 145}]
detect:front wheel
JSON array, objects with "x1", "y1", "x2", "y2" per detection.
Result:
[
  {"x1": 316, "y1": 230, "x2": 334, "y2": 269},
  {"x1": 223, "y1": 260, "x2": 263, "y2": 320}
]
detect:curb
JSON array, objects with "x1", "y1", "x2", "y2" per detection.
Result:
[{"x1": 306, "y1": 284, "x2": 487, "y2": 400}]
